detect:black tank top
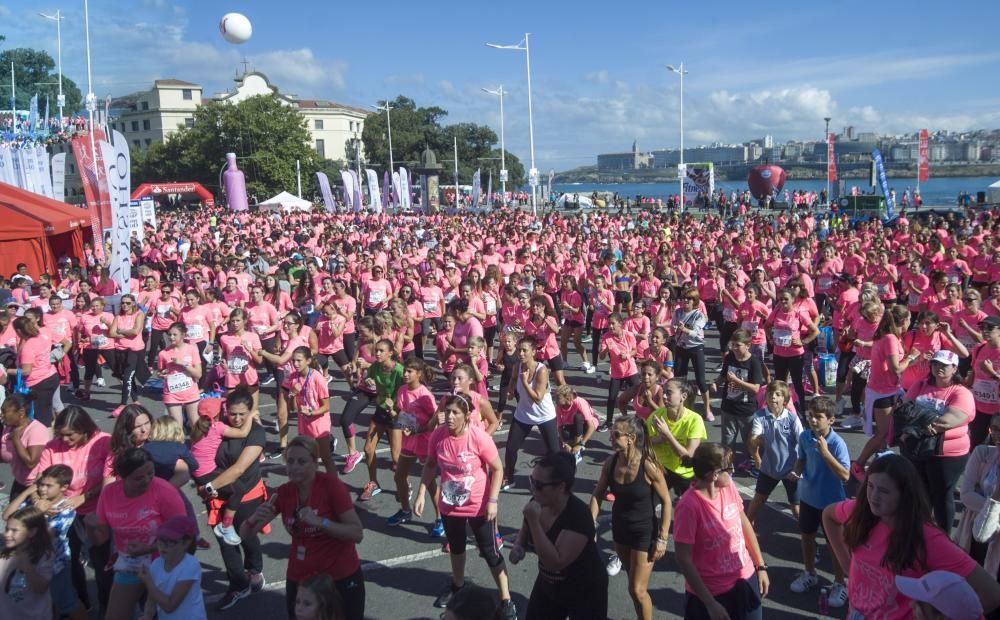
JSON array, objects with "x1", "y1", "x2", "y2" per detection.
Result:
[{"x1": 609, "y1": 452, "x2": 655, "y2": 524}]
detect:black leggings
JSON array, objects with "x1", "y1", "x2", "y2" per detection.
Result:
[
  {"x1": 913, "y1": 453, "x2": 969, "y2": 534},
  {"x1": 27, "y1": 372, "x2": 60, "y2": 426},
  {"x1": 147, "y1": 328, "x2": 168, "y2": 366},
  {"x1": 719, "y1": 321, "x2": 739, "y2": 356},
  {"x1": 675, "y1": 345, "x2": 708, "y2": 394},
  {"x1": 115, "y1": 349, "x2": 147, "y2": 406},
  {"x1": 285, "y1": 568, "x2": 366, "y2": 620},
  {"x1": 851, "y1": 372, "x2": 868, "y2": 416},
  {"x1": 442, "y1": 514, "x2": 505, "y2": 568},
  {"x1": 590, "y1": 328, "x2": 606, "y2": 366},
  {"x1": 342, "y1": 390, "x2": 374, "y2": 439},
  {"x1": 773, "y1": 354, "x2": 806, "y2": 409},
  {"x1": 606, "y1": 373, "x2": 640, "y2": 426},
  {"x1": 216, "y1": 495, "x2": 264, "y2": 592},
  {"x1": 527, "y1": 572, "x2": 609, "y2": 620},
  {"x1": 82, "y1": 349, "x2": 106, "y2": 381},
  {"x1": 68, "y1": 516, "x2": 112, "y2": 612},
  {"x1": 504, "y1": 417, "x2": 560, "y2": 481}
]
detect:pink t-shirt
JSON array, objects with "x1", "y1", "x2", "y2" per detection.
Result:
[
  {"x1": 36, "y1": 432, "x2": 112, "y2": 515},
  {"x1": 832, "y1": 499, "x2": 976, "y2": 619},
  {"x1": 428, "y1": 425, "x2": 498, "y2": 518},
  {"x1": 452, "y1": 316, "x2": 484, "y2": 350},
  {"x1": 525, "y1": 317, "x2": 559, "y2": 360},
  {"x1": 18, "y1": 334, "x2": 56, "y2": 387},
  {"x1": 972, "y1": 343, "x2": 1000, "y2": 414},
  {"x1": 673, "y1": 483, "x2": 755, "y2": 596},
  {"x1": 246, "y1": 302, "x2": 279, "y2": 338},
  {"x1": 867, "y1": 334, "x2": 904, "y2": 394},
  {"x1": 396, "y1": 384, "x2": 437, "y2": 458},
  {"x1": 0, "y1": 419, "x2": 49, "y2": 484},
  {"x1": 191, "y1": 421, "x2": 225, "y2": 478},
  {"x1": 180, "y1": 305, "x2": 212, "y2": 344},
  {"x1": 900, "y1": 331, "x2": 944, "y2": 391},
  {"x1": 284, "y1": 369, "x2": 331, "y2": 439},
  {"x1": 315, "y1": 314, "x2": 346, "y2": 354},
  {"x1": 219, "y1": 332, "x2": 262, "y2": 389},
  {"x1": 157, "y1": 343, "x2": 202, "y2": 405},
  {"x1": 555, "y1": 396, "x2": 599, "y2": 429},
  {"x1": 96, "y1": 476, "x2": 186, "y2": 554},
  {"x1": 904, "y1": 381, "x2": 976, "y2": 457},
  {"x1": 601, "y1": 331, "x2": 638, "y2": 379},
  {"x1": 766, "y1": 308, "x2": 810, "y2": 357},
  {"x1": 45, "y1": 310, "x2": 77, "y2": 344},
  {"x1": 113, "y1": 312, "x2": 146, "y2": 352}
]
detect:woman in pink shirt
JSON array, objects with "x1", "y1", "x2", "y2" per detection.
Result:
[
  {"x1": 179, "y1": 289, "x2": 215, "y2": 388},
  {"x1": 558, "y1": 275, "x2": 593, "y2": 373},
  {"x1": 157, "y1": 323, "x2": 204, "y2": 427},
  {"x1": 109, "y1": 294, "x2": 149, "y2": 417},
  {"x1": 0, "y1": 394, "x2": 47, "y2": 496},
  {"x1": 146, "y1": 282, "x2": 179, "y2": 368},
  {"x1": 284, "y1": 347, "x2": 334, "y2": 473},
  {"x1": 362, "y1": 265, "x2": 393, "y2": 315},
  {"x1": 588, "y1": 275, "x2": 615, "y2": 373},
  {"x1": 8, "y1": 317, "x2": 59, "y2": 426},
  {"x1": 218, "y1": 308, "x2": 264, "y2": 411},
  {"x1": 765, "y1": 288, "x2": 819, "y2": 415},
  {"x1": 599, "y1": 314, "x2": 640, "y2": 431},
  {"x1": 78, "y1": 297, "x2": 114, "y2": 401},
  {"x1": 525, "y1": 295, "x2": 565, "y2": 387},
  {"x1": 314, "y1": 302, "x2": 348, "y2": 381}
]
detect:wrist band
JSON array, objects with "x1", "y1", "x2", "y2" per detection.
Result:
[
  {"x1": 487, "y1": 498, "x2": 498, "y2": 504},
  {"x1": 664, "y1": 361, "x2": 674, "y2": 368},
  {"x1": 656, "y1": 537, "x2": 668, "y2": 545}
]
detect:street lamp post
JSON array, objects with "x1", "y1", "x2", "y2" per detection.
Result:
[
  {"x1": 39, "y1": 10, "x2": 65, "y2": 129},
  {"x1": 481, "y1": 86, "x2": 507, "y2": 207},
  {"x1": 372, "y1": 101, "x2": 395, "y2": 173},
  {"x1": 666, "y1": 63, "x2": 688, "y2": 211},
  {"x1": 824, "y1": 116, "x2": 832, "y2": 206},
  {"x1": 83, "y1": 0, "x2": 98, "y2": 174},
  {"x1": 486, "y1": 34, "x2": 537, "y2": 216}
]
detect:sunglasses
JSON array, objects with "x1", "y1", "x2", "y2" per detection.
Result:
[
  {"x1": 528, "y1": 476, "x2": 562, "y2": 491},
  {"x1": 611, "y1": 430, "x2": 633, "y2": 439},
  {"x1": 715, "y1": 465, "x2": 736, "y2": 475}
]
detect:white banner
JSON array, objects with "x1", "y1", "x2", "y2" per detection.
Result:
[
  {"x1": 316, "y1": 171, "x2": 336, "y2": 213},
  {"x1": 392, "y1": 171, "x2": 401, "y2": 209},
  {"x1": 139, "y1": 196, "x2": 157, "y2": 228},
  {"x1": 35, "y1": 147, "x2": 53, "y2": 199},
  {"x1": 126, "y1": 203, "x2": 144, "y2": 241},
  {"x1": 0, "y1": 147, "x2": 14, "y2": 186},
  {"x1": 19, "y1": 149, "x2": 38, "y2": 194},
  {"x1": 10, "y1": 149, "x2": 25, "y2": 189},
  {"x1": 340, "y1": 170, "x2": 355, "y2": 212},
  {"x1": 99, "y1": 130, "x2": 132, "y2": 295},
  {"x1": 365, "y1": 169, "x2": 382, "y2": 214},
  {"x1": 398, "y1": 167, "x2": 411, "y2": 210},
  {"x1": 50, "y1": 153, "x2": 66, "y2": 201}
]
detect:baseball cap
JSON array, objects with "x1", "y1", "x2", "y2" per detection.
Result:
[
  {"x1": 931, "y1": 350, "x2": 959, "y2": 366},
  {"x1": 980, "y1": 316, "x2": 1000, "y2": 330},
  {"x1": 156, "y1": 516, "x2": 198, "y2": 541},
  {"x1": 291, "y1": 253, "x2": 304, "y2": 261},
  {"x1": 894, "y1": 571, "x2": 982, "y2": 620}
]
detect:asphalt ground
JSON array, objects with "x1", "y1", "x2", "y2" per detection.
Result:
[{"x1": 0, "y1": 326, "x2": 870, "y2": 620}]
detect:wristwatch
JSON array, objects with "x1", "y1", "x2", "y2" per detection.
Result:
[{"x1": 756, "y1": 564, "x2": 769, "y2": 572}]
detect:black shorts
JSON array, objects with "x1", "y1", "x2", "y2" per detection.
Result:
[
  {"x1": 754, "y1": 472, "x2": 799, "y2": 504},
  {"x1": 371, "y1": 406, "x2": 400, "y2": 429},
  {"x1": 872, "y1": 393, "x2": 897, "y2": 409},
  {"x1": 798, "y1": 501, "x2": 825, "y2": 535},
  {"x1": 611, "y1": 518, "x2": 656, "y2": 552},
  {"x1": 614, "y1": 290, "x2": 632, "y2": 306},
  {"x1": 544, "y1": 354, "x2": 565, "y2": 372},
  {"x1": 563, "y1": 319, "x2": 583, "y2": 329}
]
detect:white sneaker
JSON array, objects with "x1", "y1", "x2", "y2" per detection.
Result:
[
  {"x1": 840, "y1": 414, "x2": 863, "y2": 429},
  {"x1": 828, "y1": 582, "x2": 848, "y2": 608},
  {"x1": 790, "y1": 571, "x2": 819, "y2": 593},
  {"x1": 606, "y1": 553, "x2": 622, "y2": 576},
  {"x1": 835, "y1": 398, "x2": 846, "y2": 417},
  {"x1": 214, "y1": 522, "x2": 243, "y2": 546},
  {"x1": 95, "y1": 377, "x2": 106, "y2": 387},
  {"x1": 584, "y1": 362, "x2": 596, "y2": 374}
]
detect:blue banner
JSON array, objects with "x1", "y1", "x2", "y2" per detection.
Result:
[{"x1": 871, "y1": 148, "x2": 895, "y2": 219}]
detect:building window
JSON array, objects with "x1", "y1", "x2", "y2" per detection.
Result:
[
  {"x1": 143, "y1": 120, "x2": 150, "y2": 131},
  {"x1": 68, "y1": 163, "x2": 75, "y2": 174},
  {"x1": 133, "y1": 140, "x2": 140, "y2": 148},
  {"x1": 315, "y1": 139, "x2": 325, "y2": 159},
  {"x1": 131, "y1": 121, "x2": 139, "y2": 131},
  {"x1": 314, "y1": 119, "x2": 324, "y2": 130},
  {"x1": 182, "y1": 89, "x2": 193, "y2": 100},
  {"x1": 145, "y1": 139, "x2": 152, "y2": 147},
  {"x1": 141, "y1": 101, "x2": 149, "y2": 111},
  {"x1": 185, "y1": 117, "x2": 194, "y2": 128}
]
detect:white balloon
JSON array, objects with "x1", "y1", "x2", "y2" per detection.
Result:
[{"x1": 219, "y1": 13, "x2": 252, "y2": 44}]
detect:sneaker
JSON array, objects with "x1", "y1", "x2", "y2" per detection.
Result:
[
  {"x1": 706, "y1": 411, "x2": 716, "y2": 422},
  {"x1": 499, "y1": 598, "x2": 517, "y2": 620},
  {"x1": 214, "y1": 523, "x2": 243, "y2": 546},
  {"x1": 433, "y1": 581, "x2": 466, "y2": 609},
  {"x1": 736, "y1": 460, "x2": 753, "y2": 473},
  {"x1": 747, "y1": 465, "x2": 760, "y2": 479},
  {"x1": 597, "y1": 422, "x2": 610, "y2": 433},
  {"x1": 111, "y1": 405, "x2": 125, "y2": 418},
  {"x1": 266, "y1": 448, "x2": 285, "y2": 460},
  {"x1": 840, "y1": 414, "x2": 863, "y2": 429},
  {"x1": 828, "y1": 582, "x2": 848, "y2": 608},
  {"x1": 216, "y1": 587, "x2": 251, "y2": 611},
  {"x1": 585, "y1": 362, "x2": 596, "y2": 374},
  {"x1": 581, "y1": 334, "x2": 592, "y2": 343},
  {"x1": 248, "y1": 571, "x2": 266, "y2": 593},
  {"x1": 95, "y1": 377, "x2": 106, "y2": 387},
  {"x1": 387, "y1": 510, "x2": 412, "y2": 526},
  {"x1": 342, "y1": 451, "x2": 363, "y2": 475},
  {"x1": 326, "y1": 374, "x2": 334, "y2": 384},
  {"x1": 359, "y1": 481, "x2": 381, "y2": 501},
  {"x1": 260, "y1": 374, "x2": 275, "y2": 386},
  {"x1": 835, "y1": 398, "x2": 846, "y2": 417},
  {"x1": 790, "y1": 571, "x2": 819, "y2": 593},
  {"x1": 431, "y1": 519, "x2": 445, "y2": 538},
  {"x1": 606, "y1": 553, "x2": 622, "y2": 576},
  {"x1": 574, "y1": 450, "x2": 583, "y2": 465},
  {"x1": 500, "y1": 479, "x2": 513, "y2": 492},
  {"x1": 495, "y1": 531, "x2": 505, "y2": 552}
]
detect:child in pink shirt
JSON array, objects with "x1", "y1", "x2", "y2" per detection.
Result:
[
  {"x1": 284, "y1": 347, "x2": 334, "y2": 473},
  {"x1": 554, "y1": 385, "x2": 597, "y2": 462}
]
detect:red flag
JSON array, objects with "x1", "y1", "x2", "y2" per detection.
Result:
[
  {"x1": 71, "y1": 128, "x2": 111, "y2": 259},
  {"x1": 918, "y1": 129, "x2": 929, "y2": 183},
  {"x1": 827, "y1": 133, "x2": 837, "y2": 182}
]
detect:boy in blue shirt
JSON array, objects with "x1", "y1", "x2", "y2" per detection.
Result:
[
  {"x1": 747, "y1": 380, "x2": 803, "y2": 526},
  {"x1": 788, "y1": 396, "x2": 850, "y2": 609}
]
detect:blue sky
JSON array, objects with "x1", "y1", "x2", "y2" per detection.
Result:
[{"x1": 3, "y1": 0, "x2": 999, "y2": 170}]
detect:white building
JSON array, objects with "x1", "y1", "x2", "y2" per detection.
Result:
[{"x1": 111, "y1": 79, "x2": 202, "y2": 151}]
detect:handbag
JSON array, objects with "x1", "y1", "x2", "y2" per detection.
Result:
[
  {"x1": 973, "y1": 497, "x2": 1000, "y2": 544},
  {"x1": 13, "y1": 368, "x2": 35, "y2": 419},
  {"x1": 891, "y1": 392, "x2": 943, "y2": 462}
]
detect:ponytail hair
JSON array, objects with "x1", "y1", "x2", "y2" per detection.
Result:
[
  {"x1": 403, "y1": 356, "x2": 435, "y2": 385},
  {"x1": 875, "y1": 304, "x2": 910, "y2": 339}
]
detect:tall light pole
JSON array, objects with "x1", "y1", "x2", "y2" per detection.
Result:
[
  {"x1": 83, "y1": 0, "x2": 97, "y2": 171},
  {"x1": 482, "y1": 86, "x2": 507, "y2": 207},
  {"x1": 666, "y1": 63, "x2": 688, "y2": 210},
  {"x1": 824, "y1": 116, "x2": 832, "y2": 206},
  {"x1": 487, "y1": 34, "x2": 537, "y2": 216},
  {"x1": 39, "y1": 10, "x2": 65, "y2": 129},
  {"x1": 372, "y1": 101, "x2": 394, "y2": 173}
]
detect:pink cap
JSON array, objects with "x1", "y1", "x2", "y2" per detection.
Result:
[
  {"x1": 156, "y1": 516, "x2": 198, "y2": 541},
  {"x1": 931, "y1": 350, "x2": 959, "y2": 366},
  {"x1": 895, "y1": 571, "x2": 982, "y2": 620}
]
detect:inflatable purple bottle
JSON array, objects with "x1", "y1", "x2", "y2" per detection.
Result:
[{"x1": 223, "y1": 152, "x2": 248, "y2": 211}]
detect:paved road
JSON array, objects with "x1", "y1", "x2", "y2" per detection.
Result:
[{"x1": 0, "y1": 327, "x2": 868, "y2": 620}]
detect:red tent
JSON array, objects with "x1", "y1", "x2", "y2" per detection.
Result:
[{"x1": 0, "y1": 181, "x2": 93, "y2": 279}]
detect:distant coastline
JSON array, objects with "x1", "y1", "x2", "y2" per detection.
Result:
[{"x1": 553, "y1": 163, "x2": 1000, "y2": 184}]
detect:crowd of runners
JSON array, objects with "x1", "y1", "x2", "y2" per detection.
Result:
[{"x1": 1, "y1": 202, "x2": 1000, "y2": 619}]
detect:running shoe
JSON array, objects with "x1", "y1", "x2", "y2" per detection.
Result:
[
  {"x1": 574, "y1": 450, "x2": 583, "y2": 465},
  {"x1": 828, "y1": 582, "x2": 849, "y2": 608},
  {"x1": 266, "y1": 448, "x2": 285, "y2": 460},
  {"x1": 387, "y1": 510, "x2": 412, "y2": 526},
  {"x1": 95, "y1": 377, "x2": 106, "y2": 387},
  {"x1": 500, "y1": 479, "x2": 513, "y2": 492},
  {"x1": 260, "y1": 374, "x2": 275, "y2": 386},
  {"x1": 433, "y1": 581, "x2": 466, "y2": 608},
  {"x1": 840, "y1": 414, "x2": 863, "y2": 429},
  {"x1": 216, "y1": 586, "x2": 251, "y2": 611},
  {"x1": 499, "y1": 599, "x2": 517, "y2": 620},
  {"x1": 359, "y1": 481, "x2": 381, "y2": 501},
  {"x1": 747, "y1": 465, "x2": 760, "y2": 479},
  {"x1": 585, "y1": 362, "x2": 596, "y2": 374},
  {"x1": 248, "y1": 571, "x2": 266, "y2": 594},
  {"x1": 706, "y1": 411, "x2": 716, "y2": 422},
  {"x1": 213, "y1": 523, "x2": 243, "y2": 546},
  {"x1": 431, "y1": 519, "x2": 445, "y2": 538},
  {"x1": 111, "y1": 405, "x2": 125, "y2": 418},
  {"x1": 597, "y1": 422, "x2": 610, "y2": 433},
  {"x1": 342, "y1": 451, "x2": 363, "y2": 475},
  {"x1": 606, "y1": 553, "x2": 622, "y2": 576},
  {"x1": 790, "y1": 571, "x2": 818, "y2": 593},
  {"x1": 835, "y1": 398, "x2": 846, "y2": 417},
  {"x1": 495, "y1": 531, "x2": 505, "y2": 552},
  {"x1": 581, "y1": 334, "x2": 592, "y2": 343}
]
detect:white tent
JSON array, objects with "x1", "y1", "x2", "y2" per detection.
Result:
[
  {"x1": 259, "y1": 191, "x2": 313, "y2": 213},
  {"x1": 989, "y1": 180, "x2": 1000, "y2": 205},
  {"x1": 556, "y1": 193, "x2": 595, "y2": 209}
]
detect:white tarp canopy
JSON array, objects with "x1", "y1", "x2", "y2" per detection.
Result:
[
  {"x1": 989, "y1": 179, "x2": 1000, "y2": 204},
  {"x1": 259, "y1": 191, "x2": 313, "y2": 212},
  {"x1": 556, "y1": 193, "x2": 595, "y2": 209}
]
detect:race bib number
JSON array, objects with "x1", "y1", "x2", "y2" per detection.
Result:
[
  {"x1": 485, "y1": 298, "x2": 497, "y2": 314},
  {"x1": 773, "y1": 329, "x2": 793, "y2": 348},
  {"x1": 186, "y1": 324, "x2": 204, "y2": 340},
  {"x1": 722, "y1": 307, "x2": 737, "y2": 322},
  {"x1": 166, "y1": 373, "x2": 194, "y2": 393},
  {"x1": 908, "y1": 293, "x2": 920, "y2": 307},
  {"x1": 253, "y1": 325, "x2": 268, "y2": 334},
  {"x1": 441, "y1": 477, "x2": 474, "y2": 507},
  {"x1": 368, "y1": 290, "x2": 385, "y2": 305},
  {"x1": 423, "y1": 301, "x2": 438, "y2": 313},
  {"x1": 740, "y1": 320, "x2": 758, "y2": 335},
  {"x1": 90, "y1": 335, "x2": 107, "y2": 347},
  {"x1": 818, "y1": 276, "x2": 832, "y2": 291},
  {"x1": 973, "y1": 378, "x2": 999, "y2": 404},
  {"x1": 227, "y1": 355, "x2": 249, "y2": 374},
  {"x1": 876, "y1": 282, "x2": 890, "y2": 296}
]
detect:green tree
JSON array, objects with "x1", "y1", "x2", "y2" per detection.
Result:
[
  {"x1": 135, "y1": 95, "x2": 320, "y2": 202},
  {"x1": 0, "y1": 47, "x2": 83, "y2": 114}
]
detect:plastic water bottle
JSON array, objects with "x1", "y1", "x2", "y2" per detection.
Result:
[{"x1": 818, "y1": 587, "x2": 830, "y2": 615}]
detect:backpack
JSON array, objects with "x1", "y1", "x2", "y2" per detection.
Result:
[{"x1": 891, "y1": 385, "x2": 943, "y2": 462}]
